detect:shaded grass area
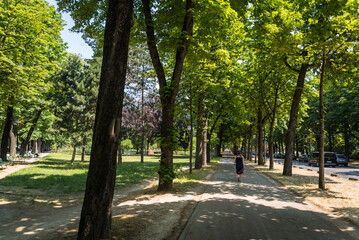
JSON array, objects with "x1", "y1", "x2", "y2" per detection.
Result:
[
  {"x1": 174, "y1": 158, "x2": 220, "y2": 189},
  {"x1": 248, "y1": 161, "x2": 359, "y2": 228},
  {"x1": 0, "y1": 153, "x2": 195, "y2": 195}
]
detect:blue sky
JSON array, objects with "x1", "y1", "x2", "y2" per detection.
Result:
[{"x1": 46, "y1": 0, "x2": 94, "y2": 59}]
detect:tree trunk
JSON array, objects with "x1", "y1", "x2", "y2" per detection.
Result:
[
  {"x1": 283, "y1": 63, "x2": 309, "y2": 176},
  {"x1": 216, "y1": 124, "x2": 224, "y2": 157},
  {"x1": 195, "y1": 93, "x2": 205, "y2": 169},
  {"x1": 33, "y1": 140, "x2": 38, "y2": 153},
  {"x1": 254, "y1": 136, "x2": 257, "y2": 163},
  {"x1": 263, "y1": 126, "x2": 266, "y2": 164},
  {"x1": 1, "y1": 106, "x2": 14, "y2": 161},
  {"x1": 189, "y1": 82, "x2": 193, "y2": 174},
  {"x1": 81, "y1": 136, "x2": 87, "y2": 162},
  {"x1": 257, "y1": 108, "x2": 264, "y2": 165},
  {"x1": 141, "y1": 73, "x2": 144, "y2": 163},
  {"x1": 38, "y1": 138, "x2": 42, "y2": 153},
  {"x1": 9, "y1": 124, "x2": 16, "y2": 158},
  {"x1": 249, "y1": 130, "x2": 254, "y2": 161},
  {"x1": 77, "y1": 0, "x2": 133, "y2": 239},
  {"x1": 344, "y1": 120, "x2": 350, "y2": 163},
  {"x1": 269, "y1": 116, "x2": 276, "y2": 170},
  {"x1": 142, "y1": 0, "x2": 193, "y2": 191},
  {"x1": 71, "y1": 145, "x2": 76, "y2": 165},
  {"x1": 203, "y1": 114, "x2": 208, "y2": 166},
  {"x1": 19, "y1": 109, "x2": 43, "y2": 156},
  {"x1": 207, "y1": 133, "x2": 211, "y2": 164},
  {"x1": 118, "y1": 140, "x2": 122, "y2": 165},
  {"x1": 319, "y1": 50, "x2": 326, "y2": 190}
]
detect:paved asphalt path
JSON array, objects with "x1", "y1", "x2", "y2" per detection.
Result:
[{"x1": 179, "y1": 158, "x2": 354, "y2": 240}]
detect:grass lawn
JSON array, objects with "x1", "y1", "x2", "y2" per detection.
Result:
[
  {"x1": 248, "y1": 161, "x2": 359, "y2": 228},
  {"x1": 0, "y1": 152, "x2": 218, "y2": 196}
]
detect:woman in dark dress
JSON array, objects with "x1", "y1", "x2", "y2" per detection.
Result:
[{"x1": 234, "y1": 151, "x2": 244, "y2": 182}]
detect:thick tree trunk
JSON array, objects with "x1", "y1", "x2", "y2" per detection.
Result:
[
  {"x1": 37, "y1": 138, "x2": 42, "y2": 153},
  {"x1": 283, "y1": 63, "x2": 309, "y2": 176},
  {"x1": 33, "y1": 140, "x2": 38, "y2": 153},
  {"x1": 257, "y1": 109, "x2": 264, "y2": 165},
  {"x1": 71, "y1": 145, "x2": 76, "y2": 165},
  {"x1": 19, "y1": 109, "x2": 43, "y2": 156},
  {"x1": 319, "y1": 51, "x2": 326, "y2": 190},
  {"x1": 77, "y1": 0, "x2": 133, "y2": 239},
  {"x1": 1, "y1": 106, "x2": 14, "y2": 161},
  {"x1": 142, "y1": 0, "x2": 193, "y2": 191},
  {"x1": 9, "y1": 124, "x2": 16, "y2": 157}
]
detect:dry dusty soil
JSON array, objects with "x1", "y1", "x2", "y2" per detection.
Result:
[{"x1": 0, "y1": 170, "x2": 213, "y2": 240}]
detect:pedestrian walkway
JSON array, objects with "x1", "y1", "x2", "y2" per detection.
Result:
[{"x1": 179, "y1": 158, "x2": 354, "y2": 240}]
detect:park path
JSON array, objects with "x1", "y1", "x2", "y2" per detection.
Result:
[
  {"x1": 179, "y1": 158, "x2": 354, "y2": 240},
  {"x1": 0, "y1": 153, "x2": 49, "y2": 180}
]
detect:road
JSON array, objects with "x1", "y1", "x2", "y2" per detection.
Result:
[
  {"x1": 179, "y1": 158, "x2": 354, "y2": 240},
  {"x1": 274, "y1": 159, "x2": 359, "y2": 180}
]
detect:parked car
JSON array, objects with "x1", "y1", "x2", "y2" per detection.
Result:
[
  {"x1": 299, "y1": 154, "x2": 309, "y2": 162},
  {"x1": 336, "y1": 154, "x2": 348, "y2": 167},
  {"x1": 308, "y1": 152, "x2": 337, "y2": 167}
]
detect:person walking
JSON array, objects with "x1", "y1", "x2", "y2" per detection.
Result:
[{"x1": 234, "y1": 151, "x2": 244, "y2": 182}]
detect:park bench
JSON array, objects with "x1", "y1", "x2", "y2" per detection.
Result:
[
  {"x1": 0, "y1": 158, "x2": 9, "y2": 169},
  {"x1": 8, "y1": 156, "x2": 21, "y2": 165}
]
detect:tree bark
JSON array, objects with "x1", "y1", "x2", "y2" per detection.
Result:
[
  {"x1": 1, "y1": 106, "x2": 14, "y2": 161},
  {"x1": 207, "y1": 133, "x2": 211, "y2": 164},
  {"x1": 33, "y1": 140, "x2": 38, "y2": 153},
  {"x1": 203, "y1": 114, "x2": 208, "y2": 166},
  {"x1": 319, "y1": 50, "x2": 326, "y2": 190},
  {"x1": 71, "y1": 145, "x2": 76, "y2": 165},
  {"x1": 9, "y1": 124, "x2": 16, "y2": 157},
  {"x1": 81, "y1": 136, "x2": 87, "y2": 162},
  {"x1": 141, "y1": 73, "x2": 145, "y2": 163},
  {"x1": 283, "y1": 63, "x2": 309, "y2": 176},
  {"x1": 195, "y1": 93, "x2": 205, "y2": 169},
  {"x1": 189, "y1": 82, "x2": 193, "y2": 174},
  {"x1": 216, "y1": 124, "x2": 224, "y2": 157},
  {"x1": 257, "y1": 108, "x2": 264, "y2": 165},
  {"x1": 142, "y1": 0, "x2": 193, "y2": 191},
  {"x1": 77, "y1": 0, "x2": 133, "y2": 239},
  {"x1": 118, "y1": 140, "x2": 122, "y2": 165},
  {"x1": 344, "y1": 120, "x2": 350, "y2": 163},
  {"x1": 19, "y1": 109, "x2": 43, "y2": 156},
  {"x1": 269, "y1": 85, "x2": 279, "y2": 169}
]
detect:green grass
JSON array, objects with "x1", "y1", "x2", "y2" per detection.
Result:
[
  {"x1": 175, "y1": 158, "x2": 221, "y2": 188},
  {"x1": 0, "y1": 152, "x2": 197, "y2": 195}
]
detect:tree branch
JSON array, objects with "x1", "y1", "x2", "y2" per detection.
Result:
[{"x1": 141, "y1": 0, "x2": 166, "y2": 88}]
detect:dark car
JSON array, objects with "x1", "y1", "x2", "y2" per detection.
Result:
[
  {"x1": 336, "y1": 154, "x2": 348, "y2": 167},
  {"x1": 308, "y1": 152, "x2": 337, "y2": 167}
]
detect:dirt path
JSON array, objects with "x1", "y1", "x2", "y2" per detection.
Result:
[{"x1": 0, "y1": 153, "x2": 49, "y2": 180}]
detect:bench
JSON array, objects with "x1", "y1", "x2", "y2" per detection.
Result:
[
  {"x1": 8, "y1": 156, "x2": 22, "y2": 165},
  {"x1": 0, "y1": 158, "x2": 9, "y2": 169}
]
